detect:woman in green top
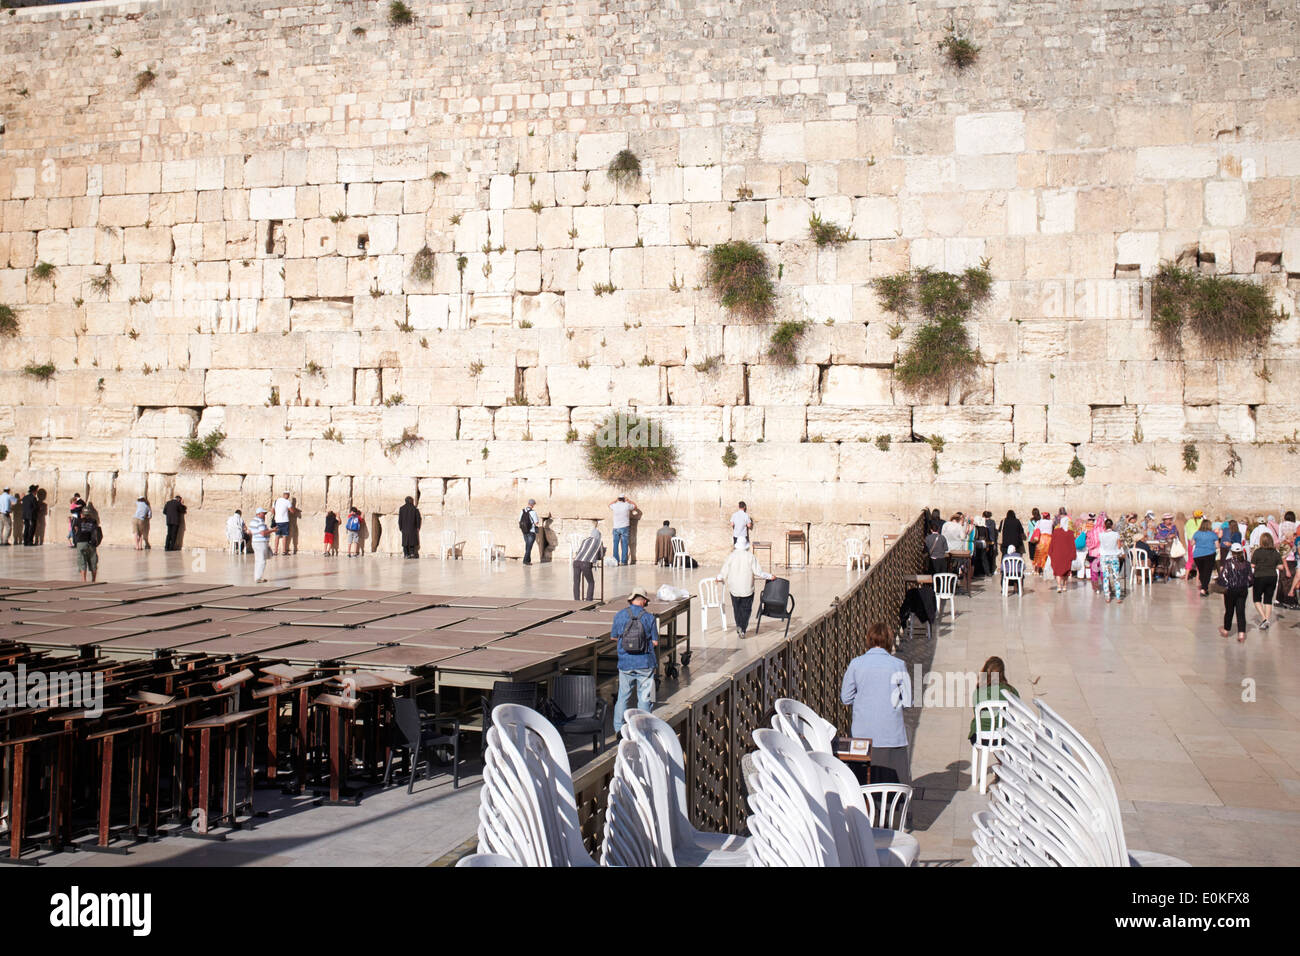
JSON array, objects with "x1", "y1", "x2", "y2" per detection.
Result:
[
  {"x1": 1251, "y1": 532, "x2": 1282, "y2": 630},
  {"x1": 968, "y1": 656, "x2": 1019, "y2": 743}
]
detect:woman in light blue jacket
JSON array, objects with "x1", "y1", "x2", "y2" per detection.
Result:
[{"x1": 840, "y1": 621, "x2": 912, "y2": 785}]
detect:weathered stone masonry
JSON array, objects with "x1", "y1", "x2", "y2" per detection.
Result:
[{"x1": 0, "y1": 0, "x2": 1297, "y2": 562}]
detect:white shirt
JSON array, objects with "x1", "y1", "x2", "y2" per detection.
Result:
[
  {"x1": 273, "y1": 498, "x2": 292, "y2": 523},
  {"x1": 1099, "y1": 530, "x2": 1121, "y2": 557},
  {"x1": 717, "y1": 549, "x2": 770, "y2": 598},
  {"x1": 941, "y1": 521, "x2": 965, "y2": 551},
  {"x1": 730, "y1": 510, "x2": 751, "y2": 539},
  {"x1": 1036, "y1": 518, "x2": 1053, "y2": 535},
  {"x1": 226, "y1": 514, "x2": 246, "y2": 542},
  {"x1": 610, "y1": 501, "x2": 633, "y2": 529},
  {"x1": 1248, "y1": 524, "x2": 1268, "y2": 551}
]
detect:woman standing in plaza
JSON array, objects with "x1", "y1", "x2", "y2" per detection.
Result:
[
  {"x1": 1217, "y1": 543, "x2": 1253, "y2": 643},
  {"x1": 1049, "y1": 514, "x2": 1076, "y2": 592},
  {"x1": 840, "y1": 621, "x2": 911, "y2": 785},
  {"x1": 1250, "y1": 533, "x2": 1281, "y2": 630},
  {"x1": 1191, "y1": 518, "x2": 1220, "y2": 597},
  {"x1": 1033, "y1": 509, "x2": 1054, "y2": 576},
  {"x1": 1099, "y1": 517, "x2": 1124, "y2": 603}
]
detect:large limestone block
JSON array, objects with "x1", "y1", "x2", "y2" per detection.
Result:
[
  {"x1": 636, "y1": 406, "x2": 724, "y2": 443},
  {"x1": 609, "y1": 366, "x2": 665, "y2": 406},
  {"x1": 1014, "y1": 443, "x2": 1083, "y2": 486},
  {"x1": 955, "y1": 112, "x2": 1025, "y2": 155},
  {"x1": 665, "y1": 365, "x2": 745, "y2": 406},
  {"x1": 821, "y1": 366, "x2": 893, "y2": 406},
  {"x1": 1046, "y1": 404, "x2": 1090, "y2": 444},
  {"x1": 458, "y1": 406, "x2": 494, "y2": 441},
  {"x1": 1122, "y1": 361, "x2": 1185, "y2": 404},
  {"x1": 806, "y1": 406, "x2": 911, "y2": 442},
  {"x1": 27, "y1": 439, "x2": 122, "y2": 471},
  {"x1": 932, "y1": 443, "x2": 1011, "y2": 484},
  {"x1": 1136, "y1": 404, "x2": 1190, "y2": 442},
  {"x1": 913, "y1": 406, "x2": 1013, "y2": 444},
  {"x1": 134, "y1": 408, "x2": 199, "y2": 440},
  {"x1": 289, "y1": 299, "x2": 353, "y2": 332},
  {"x1": 99, "y1": 370, "x2": 204, "y2": 407},
  {"x1": 765, "y1": 198, "x2": 813, "y2": 243},
  {"x1": 1049, "y1": 362, "x2": 1125, "y2": 405},
  {"x1": 1256, "y1": 405, "x2": 1300, "y2": 441},
  {"x1": 1090, "y1": 405, "x2": 1138, "y2": 442},
  {"x1": 547, "y1": 365, "x2": 612, "y2": 406},
  {"x1": 748, "y1": 365, "x2": 818, "y2": 405},
  {"x1": 764, "y1": 405, "x2": 807, "y2": 443}
]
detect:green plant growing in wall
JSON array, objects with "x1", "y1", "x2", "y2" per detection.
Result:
[
  {"x1": 808, "y1": 214, "x2": 854, "y2": 248},
  {"x1": 606, "y1": 149, "x2": 641, "y2": 187},
  {"x1": 997, "y1": 455, "x2": 1022, "y2": 474},
  {"x1": 1223, "y1": 446, "x2": 1242, "y2": 478},
  {"x1": 384, "y1": 428, "x2": 420, "y2": 457},
  {"x1": 706, "y1": 241, "x2": 776, "y2": 321},
  {"x1": 1150, "y1": 262, "x2": 1280, "y2": 355},
  {"x1": 0, "y1": 444, "x2": 7, "y2": 462},
  {"x1": 565, "y1": 428, "x2": 578, "y2": 443},
  {"x1": 874, "y1": 261, "x2": 992, "y2": 394},
  {"x1": 1067, "y1": 454, "x2": 1086, "y2": 480},
  {"x1": 874, "y1": 434, "x2": 891, "y2": 451},
  {"x1": 323, "y1": 427, "x2": 344, "y2": 443},
  {"x1": 388, "y1": 1, "x2": 414, "y2": 26},
  {"x1": 0, "y1": 305, "x2": 18, "y2": 336},
  {"x1": 585, "y1": 411, "x2": 678, "y2": 487},
  {"x1": 88, "y1": 264, "x2": 115, "y2": 299},
  {"x1": 940, "y1": 30, "x2": 980, "y2": 69},
  {"x1": 182, "y1": 429, "x2": 226, "y2": 469},
  {"x1": 134, "y1": 68, "x2": 157, "y2": 93},
  {"x1": 32, "y1": 262, "x2": 56, "y2": 283},
  {"x1": 410, "y1": 245, "x2": 435, "y2": 282},
  {"x1": 1182, "y1": 442, "x2": 1199, "y2": 472},
  {"x1": 304, "y1": 360, "x2": 324, "y2": 377},
  {"x1": 23, "y1": 363, "x2": 55, "y2": 380},
  {"x1": 722, "y1": 444, "x2": 738, "y2": 469},
  {"x1": 692, "y1": 355, "x2": 722, "y2": 374},
  {"x1": 768, "y1": 320, "x2": 809, "y2": 366},
  {"x1": 468, "y1": 360, "x2": 485, "y2": 377},
  {"x1": 383, "y1": 393, "x2": 405, "y2": 407}
]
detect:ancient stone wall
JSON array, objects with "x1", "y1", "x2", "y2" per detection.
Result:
[{"x1": 1, "y1": 0, "x2": 1297, "y2": 563}]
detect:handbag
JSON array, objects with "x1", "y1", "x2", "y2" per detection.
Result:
[
  {"x1": 1169, "y1": 538, "x2": 1186, "y2": 560},
  {"x1": 1029, "y1": 528, "x2": 1041, "y2": 544}
]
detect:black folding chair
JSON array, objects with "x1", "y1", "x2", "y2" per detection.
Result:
[
  {"x1": 754, "y1": 577, "x2": 795, "y2": 640},
  {"x1": 544, "y1": 675, "x2": 609, "y2": 754},
  {"x1": 383, "y1": 697, "x2": 462, "y2": 792}
]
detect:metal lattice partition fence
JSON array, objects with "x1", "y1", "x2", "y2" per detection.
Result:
[{"x1": 571, "y1": 511, "x2": 928, "y2": 852}]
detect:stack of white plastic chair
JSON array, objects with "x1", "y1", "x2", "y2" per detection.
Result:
[
  {"x1": 600, "y1": 736, "x2": 673, "y2": 866},
  {"x1": 765, "y1": 701, "x2": 918, "y2": 866},
  {"x1": 746, "y1": 729, "x2": 841, "y2": 866},
  {"x1": 617, "y1": 711, "x2": 752, "y2": 865},
  {"x1": 771, "y1": 698, "x2": 837, "y2": 754},
  {"x1": 465, "y1": 703, "x2": 597, "y2": 867},
  {"x1": 972, "y1": 693, "x2": 1187, "y2": 867}
]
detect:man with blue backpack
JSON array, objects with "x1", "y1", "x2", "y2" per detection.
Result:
[
  {"x1": 344, "y1": 507, "x2": 363, "y2": 557},
  {"x1": 611, "y1": 586, "x2": 660, "y2": 733}
]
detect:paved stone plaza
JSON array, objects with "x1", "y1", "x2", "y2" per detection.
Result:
[{"x1": 5, "y1": 542, "x2": 1297, "y2": 867}]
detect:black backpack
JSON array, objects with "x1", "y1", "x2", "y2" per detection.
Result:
[
  {"x1": 518, "y1": 509, "x2": 533, "y2": 533},
  {"x1": 619, "y1": 608, "x2": 649, "y2": 655}
]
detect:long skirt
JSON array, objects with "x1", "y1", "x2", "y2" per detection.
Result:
[{"x1": 1033, "y1": 533, "x2": 1052, "y2": 572}]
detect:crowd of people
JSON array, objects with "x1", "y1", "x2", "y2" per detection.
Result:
[{"x1": 923, "y1": 506, "x2": 1300, "y2": 642}]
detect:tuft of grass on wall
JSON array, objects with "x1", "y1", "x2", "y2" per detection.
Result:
[
  {"x1": 706, "y1": 241, "x2": 776, "y2": 321},
  {"x1": 606, "y1": 149, "x2": 641, "y2": 187},
  {"x1": 0, "y1": 304, "x2": 19, "y2": 336},
  {"x1": 1150, "y1": 262, "x2": 1279, "y2": 355},
  {"x1": 584, "y1": 411, "x2": 678, "y2": 488},
  {"x1": 808, "y1": 214, "x2": 854, "y2": 248},
  {"x1": 767, "y1": 320, "x2": 809, "y2": 366},
  {"x1": 388, "y1": 1, "x2": 414, "y2": 26},
  {"x1": 182, "y1": 429, "x2": 226, "y2": 469}
]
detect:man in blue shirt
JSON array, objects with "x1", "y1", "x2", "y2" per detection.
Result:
[{"x1": 611, "y1": 586, "x2": 659, "y2": 732}]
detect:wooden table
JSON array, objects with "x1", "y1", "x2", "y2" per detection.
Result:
[
  {"x1": 752, "y1": 541, "x2": 773, "y2": 574},
  {"x1": 949, "y1": 550, "x2": 973, "y2": 594},
  {"x1": 785, "y1": 529, "x2": 808, "y2": 570}
]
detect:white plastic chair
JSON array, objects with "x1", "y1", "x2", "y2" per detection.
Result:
[
  {"x1": 1001, "y1": 555, "x2": 1024, "y2": 597},
  {"x1": 478, "y1": 530, "x2": 496, "y2": 563},
  {"x1": 845, "y1": 537, "x2": 866, "y2": 572},
  {"x1": 1128, "y1": 547, "x2": 1151, "y2": 587},
  {"x1": 474, "y1": 703, "x2": 597, "y2": 867},
  {"x1": 670, "y1": 536, "x2": 689, "y2": 571},
  {"x1": 624, "y1": 712, "x2": 751, "y2": 865},
  {"x1": 860, "y1": 783, "x2": 913, "y2": 832},
  {"x1": 441, "y1": 528, "x2": 456, "y2": 561},
  {"x1": 228, "y1": 538, "x2": 245, "y2": 554},
  {"x1": 932, "y1": 572, "x2": 958, "y2": 623},
  {"x1": 772, "y1": 698, "x2": 837, "y2": 755},
  {"x1": 970, "y1": 699, "x2": 1008, "y2": 794},
  {"x1": 567, "y1": 532, "x2": 582, "y2": 564},
  {"x1": 698, "y1": 577, "x2": 726, "y2": 632},
  {"x1": 807, "y1": 750, "x2": 918, "y2": 867},
  {"x1": 747, "y1": 729, "x2": 840, "y2": 866},
  {"x1": 454, "y1": 852, "x2": 521, "y2": 867}
]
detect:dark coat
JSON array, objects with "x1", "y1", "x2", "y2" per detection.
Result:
[
  {"x1": 398, "y1": 502, "x2": 421, "y2": 547},
  {"x1": 1001, "y1": 516, "x2": 1024, "y2": 552},
  {"x1": 20, "y1": 493, "x2": 38, "y2": 519},
  {"x1": 162, "y1": 498, "x2": 186, "y2": 525}
]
